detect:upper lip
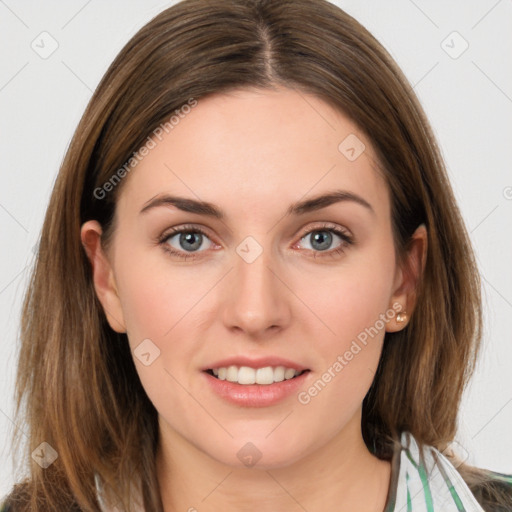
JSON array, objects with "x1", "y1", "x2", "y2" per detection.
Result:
[{"x1": 202, "y1": 356, "x2": 309, "y2": 372}]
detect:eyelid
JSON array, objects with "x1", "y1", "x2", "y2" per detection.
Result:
[
  {"x1": 158, "y1": 223, "x2": 217, "y2": 247},
  {"x1": 295, "y1": 221, "x2": 352, "y2": 240}
]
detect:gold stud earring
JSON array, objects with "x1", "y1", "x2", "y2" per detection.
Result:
[{"x1": 396, "y1": 311, "x2": 408, "y2": 323}]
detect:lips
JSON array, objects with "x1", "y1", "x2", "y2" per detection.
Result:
[{"x1": 202, "y1": 367, "x2": 311, "y2": 407}]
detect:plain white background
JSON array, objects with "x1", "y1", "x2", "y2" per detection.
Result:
[{"x1": 1, "y1": 0, "x2": 511, "y2": 499}]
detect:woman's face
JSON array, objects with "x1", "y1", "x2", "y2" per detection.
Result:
[{"x1": 82, "y1": 87, "x2": 424, "y2": 469}]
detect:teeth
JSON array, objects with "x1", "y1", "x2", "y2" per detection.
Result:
[{"x1": 211, "y1": 365, "x2": 303, "y2": 385}]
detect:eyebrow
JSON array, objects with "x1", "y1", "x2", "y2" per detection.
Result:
[{"x1": 139, "y1": 189, "x2": 375, "y2": 218}]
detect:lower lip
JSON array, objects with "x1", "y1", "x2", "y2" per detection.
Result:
[{"x1": 202, "y1": 370, "x2": 311, "y2": 407}]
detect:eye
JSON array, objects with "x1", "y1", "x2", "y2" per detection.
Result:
[
  {"x1": 158, "y1": 222, "x2": 354, "y2": 261},
  {"x1": 294, "y1": 223, "x2": 354, "y2": 259},
  {"x1": 158, "y1": 224, "x2": 216, "y2": 261}
]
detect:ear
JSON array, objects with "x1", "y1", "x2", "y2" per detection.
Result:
[
  {"x1": 80, "y1": 220, "x2": 126, "y2": 333},
  {"x1": 386, "y1": 223, "x2": 427, "y2": 332}
]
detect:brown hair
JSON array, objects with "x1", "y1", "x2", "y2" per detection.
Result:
[{"x1": 5, "y1": 0, "x2": 510, "y2": 510}]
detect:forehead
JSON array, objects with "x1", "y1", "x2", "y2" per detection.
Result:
[{"x1": 116, "y1": 87, "x2": 389, "y2": 223}]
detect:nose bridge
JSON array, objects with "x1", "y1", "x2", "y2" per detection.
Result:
[{"x1": 223, "y1": 234, "x2": 289, "y2": 334}]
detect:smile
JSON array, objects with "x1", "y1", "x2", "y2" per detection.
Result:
[{"x1": 206, "y1": 365, "x2": 309, "y2": 385}]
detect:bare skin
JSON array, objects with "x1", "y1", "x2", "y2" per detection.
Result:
[{"x1": 81, "y1": 87, "x2": 427, "y2": 511}]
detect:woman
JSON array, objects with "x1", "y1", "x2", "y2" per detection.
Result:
[{"x1": 2, "y1": 0, "x2": 511, "y2": 510}]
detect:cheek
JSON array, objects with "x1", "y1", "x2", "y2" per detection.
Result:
[
  {"x1": 296, "y1": 271, "x2": 393, "y2": 425},
  {"x1": 295, "y1": 238, "x2": 396, "y2": 396},
  {"x1": 113, "y1": 237, "x2": 205, "y2": 342},
  {"x1": 112, "y1": 247, "x2": 208, "y2": 408},
  {"x1": 305, "y1": 246, "x2": 395, "y2": 344}
]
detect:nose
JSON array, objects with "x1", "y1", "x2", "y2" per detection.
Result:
[{"x1": 221, "y1": 242, "x2": 291, "y2": 338}]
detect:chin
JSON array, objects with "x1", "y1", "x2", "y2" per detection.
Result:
[{"x1": 203, "y1": 434, "x2": 312, "y2": 470}]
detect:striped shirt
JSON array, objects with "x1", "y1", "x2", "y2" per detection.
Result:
[
  {"x1": 384, "y1": 431, "x2": 511, "y2": 511},
  {"x1": 2, "y1": 431, "x2": 511, "y2": 511}
]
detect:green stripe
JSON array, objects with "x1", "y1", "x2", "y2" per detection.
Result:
[
  {"x1": 417, "y1": 449, "x2": 435, "y2": 512},
  {"x1": 436, "y1": 458, "x2": 466, "y2": 511},
  {"x1": 405, "y1": 447, "x2": 434, "y2": 511},
  {"x1": 483, "y1": 470, "x2": 512, "y2": 484},
  {"x1": 393, "y1": 433, "x2": 512, "y2": 511},
  {"x1": 406, "y1": 471, "x2": 412, "y2": 512}
]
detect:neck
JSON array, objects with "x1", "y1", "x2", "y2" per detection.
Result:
[{"x1": 155, "y1": 410, "x2": 392, "y2": 512}]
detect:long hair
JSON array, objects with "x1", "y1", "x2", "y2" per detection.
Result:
[{"x1": 6, "y1": 0, "x2": 508, "y2": 510}]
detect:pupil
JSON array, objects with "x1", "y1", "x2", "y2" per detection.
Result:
[
  {"x1": 180, "y1": 232, "x2": 202, "y2": 251},
  {"x1": 312, "y1": 231, "x2": 331, "y2": 251}
]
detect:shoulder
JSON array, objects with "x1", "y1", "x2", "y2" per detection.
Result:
[
  {"x1": 0, "y1": 497, "x2": 13, "y2": 512},
  {"x1": 1, "y1": 479, "x2": 95, "y2": 512},
  {"x1": 394, "y1": 432, "x2": 512, "y2": 511},
  {"x1": 0, "y1": 489, "x2": 18, "y2": 512},
  {"x1": 0, "y1": 493, "x2": 19, "y2": 512},
  {"x1": 469, "y1": 469, "x2": 512, "y2": 512},
  {"x1": 0, "y1": 481, "x2": 30, "y2": 512}
]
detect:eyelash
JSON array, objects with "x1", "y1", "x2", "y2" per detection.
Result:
[{"x1": 157, "y1": 222, "x2": 354, "y2": 261}]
